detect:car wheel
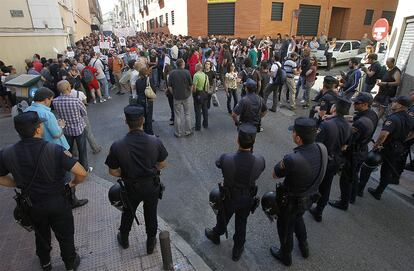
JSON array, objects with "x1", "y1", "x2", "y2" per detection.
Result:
[{"x1": 331, "y1": 58, "x2": 337, "y2": 69}]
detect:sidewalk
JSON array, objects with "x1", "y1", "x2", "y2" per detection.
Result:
[
  {"x1": 0, "y1": 174, "x2": 211, "y2": 271},
  {"x1": 371, "y1": 168, "x2": 414, "y2": 204}
]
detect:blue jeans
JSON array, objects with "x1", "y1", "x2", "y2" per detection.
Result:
[
  {"x1": 66, "y1": 130, "x2": 88, "y2": 169},
  {"x1": 296, "y1": 75, "x2": 306, "y2": 99},
  {"x1": 98, "y1": 78, "x2": 109, "y2": 97},
  {"x1": 194, "y1": 95, "x2": 209, "y2": 130},
  {"x1": 150, "y1": 69, "x2": 159, "y2": 88}
]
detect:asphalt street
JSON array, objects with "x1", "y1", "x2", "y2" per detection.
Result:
[{"x1": 1, "y1": 69, "x2": 414, "y2": 270}]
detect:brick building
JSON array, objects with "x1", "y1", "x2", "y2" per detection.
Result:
[{"x1": 138, "y1": 0, "x2": 397, "y2": 39}]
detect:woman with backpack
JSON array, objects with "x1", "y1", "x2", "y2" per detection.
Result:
[{"x1": 82, "y1": 65, "x2": 105, "y2": 104}]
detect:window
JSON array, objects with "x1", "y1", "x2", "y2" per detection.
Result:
[
  {"x1": 340, "y1": 42, "x2": 351, "y2": 52},
  {"x1": 165, "y1": 13, "x2": 168, "y2": 25},
  {"x1": 171, "y1": 10, "x2": 175, "y2": 25},
  {"x1": 149, "y1": 19, "x2": 155, "y2": 29},
  {"x1": 351, "y1": 41, "x2": 360, "y2": 50},
  {"x1": 297, "y1": 5, "x2": 321, "y2": 36},
  {"x1": 271, "y1": 2, "x2": 283, "y2": 21},
  {"x1": 364, "y1": 9, "x2": 374, "y2": 25},
  {"x1": 159, "y1": 15, "x2": 163, "y2": 27},
  {"x1": 208, "y1": 3, "x2": 235, "y2": 35},
  {"x1": 381, "y1": 11, "x2": 396, "y2": 25}
]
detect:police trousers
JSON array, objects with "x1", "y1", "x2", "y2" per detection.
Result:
[
  {"x1": 316, "y1": 162, "x2": 340, "y2": 213},
  {"x1": 120, "y1": 181, "x2": 160, "y2": 238},
  {"x1": 29, "y1": 195, "x2": 76, "y2": 267},
  {"x1": 339, "y1": 153, "x2": 366, "y2": 204},
  {"x1": 277, "y1": 203, "x2": 307, "y2": 256},
  {"x1": 213, "y1": 196, "x2": 252, "y2": 249}
]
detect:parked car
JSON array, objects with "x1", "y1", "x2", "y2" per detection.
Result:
[{"x1": 316, "y1": 40, "x2": 361, "y2": 68}]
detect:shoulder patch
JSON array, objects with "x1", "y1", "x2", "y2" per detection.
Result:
[
  {"x1": 320, "y1": 101, "x2": 326, "y2": 106},
  {"x1": 384, "y1": 120, "x2": 392, "y2": 126},
  {"x1": 316, "y1": 128, "x2": 322, "y2": 134}
]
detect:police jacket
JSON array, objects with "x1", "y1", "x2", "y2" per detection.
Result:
[
  {"x1": 216, "y1": 150, "x2": 265, "y2": 194},
  {"x1": 382, "y1": 111, "x2": 414, "y2": 149},
  {"x1": 316, "y1": 116, "x2": 352, "y2": 164},
  {"x1": 233, "y1": 93, "x2": 267, "y2": 126},
  {"x1": 274, "y1": 143, "x2": 322, "y2": 196},
  {"x1": 105, "y1": 130, "x2": 168, "y2": 181},
  {"x1": 351, "y1": 111, "x2": 376, "y2": 151},
  {"x1": 0, "y1": 139, "x2": 77, "y2": 198}
]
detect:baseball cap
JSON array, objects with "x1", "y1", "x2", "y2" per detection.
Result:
[
  {"x1": 352, "y1": 92, "x2": 373, "y2": 105},
  {"x1": 390, "y1": 96, "x2": 412, "y2": 108},
  {"x1": 243, "y1": 78, "x2": 257, "y2": 89},
  {"x1": 124, "y1": 105, "x2": 145, "y2": 120},
  {"x1": 288, "y1": 117, "x2": 317, "y2": 134},
  {"x1": 14, "y1": 111, "x2": 46, "y2": 138}
]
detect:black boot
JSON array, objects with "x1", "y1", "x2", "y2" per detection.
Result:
[
  {"x1": 204, "y1": 228, "x2": 220, "y2": 245},
  {"x1": 309, "y1": 207, "x2": 322, "y2": 222},
  {"x1": 117, "y1": 232, "x2": 129, "y2": 249},
  {"x1": 146, "y1": 236, "x2": 156, "y2": 254},
  {"x1": 232, "y1": 245, "x2": 244, "y2": 262},
  {"x1": 71, "y1": 187, "x2": 88, "y2": 209},
  {"x1": 328, "y1": 200, "x2": 348, "y2": 211},
  {"x1": 270, "y1": 246, "x2": 292, "y2": 266},
  {"x1": 65, "y1": 253, "x2": 80, "y2": 271},
  {"x1": 298, "y1": 241, "x2": 309, "y2": 259},
  {"x1": 368, "y1": 187, "x2": 381, "y2": 200}
]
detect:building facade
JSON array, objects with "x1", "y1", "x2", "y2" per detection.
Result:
[
  {"x1": 386, "y1": 0, "x2": 414, "y2": 96},
  {"x1": 0, "y1": 0, "x2": 101, "y2": 73},
  {"x1": 136, "y1": 0, "x2": 397, "y2": 39}
]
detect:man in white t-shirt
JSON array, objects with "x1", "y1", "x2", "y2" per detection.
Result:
[
  {"x1": 263, "y1": 55, "x2": 282, "y2": 112},
  {"x1": 69, "y1": 88, "x2": 101, "y2": 154},
  {"x1": 89, "y1": 53, "x2": 111, "y2": 99}
]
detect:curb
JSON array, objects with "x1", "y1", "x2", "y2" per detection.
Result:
[{"x1": 90, "y1": 174, "x2": 212, "y2": 271}]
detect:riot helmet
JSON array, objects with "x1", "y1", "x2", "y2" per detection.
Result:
[
  {"x1": 108, "y1": 182, "x2": 124, "y2": 211},
  {"x1": 363, "y1": 150, "x2": 382, "y2": 168},
  {"x1": 261, "y1": 191, "x2": 279, "y2": 221},
  {"x1": 209, "y1": 187, "x2": 224, "y2": 215}
]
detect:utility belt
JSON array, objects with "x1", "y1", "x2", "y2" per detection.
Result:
[
  {"x1": 220, "y1": 184, "x2": 260, "y2": 214},
  {"x1": 123, "y1": 175, "x2": 165, "y2": 199},
  {"x1": 276, "y1": 183, "x2": 319, "y2": 213}
]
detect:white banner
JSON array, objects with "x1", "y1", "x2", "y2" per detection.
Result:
[
  {"x1": 99, "y1": 41, "x2": 110, "y2": 49},
  {"x1": 114, "y1": 27, "x2": 136, "y2": 38}
]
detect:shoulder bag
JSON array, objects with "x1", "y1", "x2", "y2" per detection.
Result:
[{"x1": 144, "y1": 76, "x2": 157, "y2": 100}]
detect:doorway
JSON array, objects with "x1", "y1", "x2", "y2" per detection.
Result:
[{"x1": 328, "y1": 7, "x2": 350, "y2": 39}]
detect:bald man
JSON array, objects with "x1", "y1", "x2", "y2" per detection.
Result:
[{"x1": 53, "y1": 80, "x2": 90, "y2": 172}]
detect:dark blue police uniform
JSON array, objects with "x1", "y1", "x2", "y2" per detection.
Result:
[
  {"x1": 208, "y1": 124, "x2": 265, "y2": 259},
  {"x1": 331, "y1": 93, "x2": 378, "y2": 208},
  {"x1": 233, "y1": 79, "x2": 267, "y2": 130},
  {"x1": 361, "y1": 97, "x2": 414, "y2": 199},
  {"x1": 271, "y1": 117, "x2": 325, "y2": 266},
  {"x1": 311, "y1": 98, "x2": 352, "y2": 221},
  {"x1": 309, "y1": 76, "x2": 338, "y2": 123},
  {"x1": 0, "y1": 112, "x2": 79, "y2": 270},
  {"x1": 105, "y1": 106, "x2": 168, "y2": 246}
]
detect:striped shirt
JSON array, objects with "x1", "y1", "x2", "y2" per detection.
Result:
[{"x1": 53, "y1": 94, "x2": 87, "y2": 136}]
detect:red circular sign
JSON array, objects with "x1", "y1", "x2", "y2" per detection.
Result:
[{"x1": 372, "y1": 18, "x2": 390, "y2": 41}]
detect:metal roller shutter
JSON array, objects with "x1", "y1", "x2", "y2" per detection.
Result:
[
  {"x1": 297, "y1": 5, "x2": 321, "y2": 36},
  {"x1": 397, "y1": 18, "x2": 414, "y2": 69},
  {"x1": 208, "y1": 3, "x2": 235, "y2": 35}
]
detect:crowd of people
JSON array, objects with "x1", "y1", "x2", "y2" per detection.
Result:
[{"x1": 0, "y1": 30, "x2": 414, "y2": 270}]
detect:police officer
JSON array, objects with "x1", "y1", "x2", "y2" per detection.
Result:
[
  {"x1": 329, "y1": 93, "x2": 378, "y2": 210},
  {"x1": 0, "y1": 111, "x2": 87, "y2": 271},
  {"x1": 205, "y1": 124, "x2": 265, "y2": 261},
  {"x1": 232, "y1": 78, "x2": 268, "y2": 132},
  {"x1": 310, "y1": 97, "x2": 352, "y2": 222},
  {"x1": 270, "y1": 117, "x2": 327, "y2": 266},
  {"x1": 105, "y1": 105, "x2": 168, "y2": 254},
  {"x1": 309, "y1": 76, "x2": 338, "y2": 124},
  {"x1": 359, "y1": 96, "x2": 414, "y2": 200}
]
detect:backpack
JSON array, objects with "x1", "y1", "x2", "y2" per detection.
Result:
[
  {"x1": 273, "y1": 63, "x2": 286, "y2": 85},
  {"x1": 83, "y1": 68, "x2": 94, "y2": 83},
  {"x1": 243, "y1": 68, "x2": 257, "y2": 83}
]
